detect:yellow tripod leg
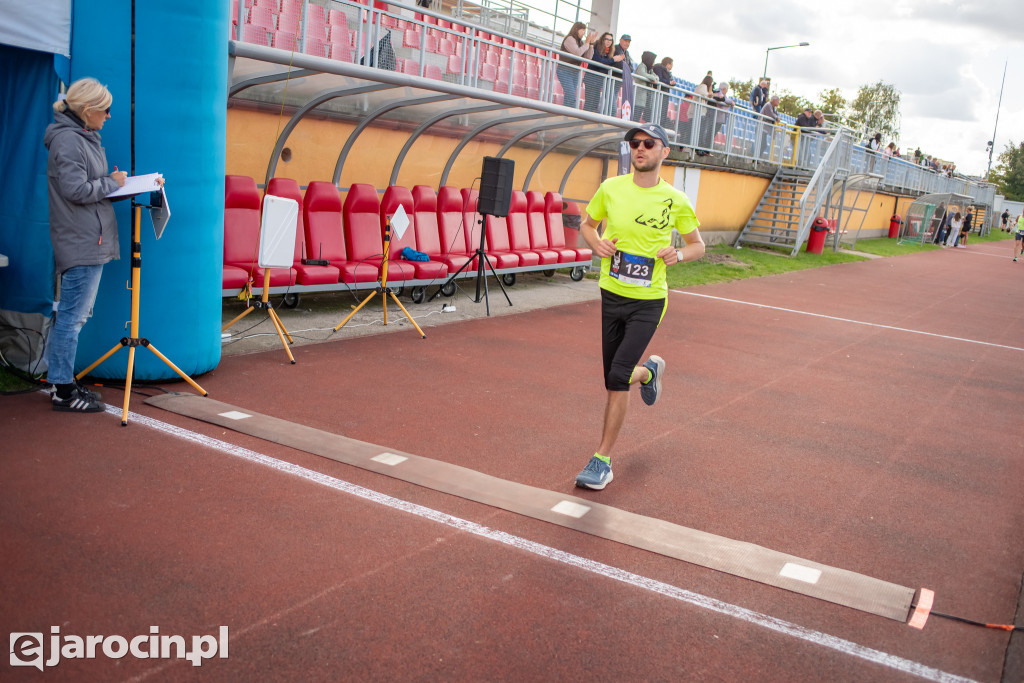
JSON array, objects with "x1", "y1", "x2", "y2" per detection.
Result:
[
  {"x1": 334, "y1": 290, "x2": 378, "y2": 331},
  {"x1": 76, "y1": 341, "x2": 124, "y2": 380},
  {"x1": 267, "y1": 308, "x2": 296, "y2": 364},
  {"x1": 121, "y1": 344, "x2": 137, "y2": 426},
  {"x1": 270, "y1": 306, "x2": 295, "y2": 344},
  {"x1": 145, "y1": 342, "x2": 209, "y2": 395},
  {"x1": 388, "y1": 291, "x2": 426, "y2": 338},
  {"x1": 222, "y1": 303, "x2": 255, "y2": 331}
]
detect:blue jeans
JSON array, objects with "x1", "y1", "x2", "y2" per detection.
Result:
[
  {"x1": 44, "y1": 264, "x2": 103, "y2": 384},
  {"x1": 556, "y1": 65, "x2": 579, "y2": 108}
]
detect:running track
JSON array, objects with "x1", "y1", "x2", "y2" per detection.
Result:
[{"x1": 3, "y1": 241, "x2": 1022, "y2": 681}]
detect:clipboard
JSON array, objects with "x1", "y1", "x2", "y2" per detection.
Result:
[{"x1": 106, "y1": 172, "x2": 163, "y2": 198}]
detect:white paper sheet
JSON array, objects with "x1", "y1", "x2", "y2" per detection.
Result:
[{"x1": 106, "y1": 172, "x2": 163, "y2": 198}]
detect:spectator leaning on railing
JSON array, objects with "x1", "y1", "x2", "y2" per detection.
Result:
[
  {"x1": 652, "y1": 57, "x2": 676, "y2": 128},
  {"x1": 757, "y1": 94, "x2": 780, "y2": 159},
  {"x1": 585, "y1": 32, "x2": 617, "y2": 113},
  {"x1": 711, "y1": 81, "x2": 734, "y2": 135},
  {"x1": 609, "y1": 34, "x2": 634, "y2": 111},
  {"x1": 634, "y1": 51, "x2": 660, "y2": 123},
  {"x1": 694, "y1": 74, "x2": 715, "y2": 156},
  {"x1": 558, "y1": 22, "x2": 596, "y2": 109}
]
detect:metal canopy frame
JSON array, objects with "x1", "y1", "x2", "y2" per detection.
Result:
[{"x1": 228, "y1": 40, "x2": 637, "y2": 197}]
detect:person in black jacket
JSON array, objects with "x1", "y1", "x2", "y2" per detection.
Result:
[{"x1": 584, "y1": 32, "x2": 616, "y2": 114}]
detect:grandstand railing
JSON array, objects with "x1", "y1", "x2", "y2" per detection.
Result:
[{"x1": 231, "y1": 0, "x2": 993, "y2": 205}]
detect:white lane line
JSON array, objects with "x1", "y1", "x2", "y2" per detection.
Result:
[
  {"x1": 673, "y1": 290, "x2": 1024, "y2": 352},
  {"x1": 111, "y1": 406, "x2": 975, "y2": 683}
]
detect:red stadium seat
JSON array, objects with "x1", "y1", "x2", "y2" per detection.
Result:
[
  {"x1": 446, "y1": 55, "x2": 464, "y2": 76},
  {"x1": 344, "y1": 183, "x2": 413, "y2": 282},
  {"x1": 240, "y1": 24, "x2": 271, "y2": 46},
  {"x1": 266, "y1": 178, "x2": 339, "y2": 286},
  {"x1": 481, "y1": 206, "x2": 522, "y2": 269},
  {"x1": 301, "y1": 181, "x2": 350, "y2": 283},
  {"x1": 272, "y1": 30, "x2": 297, "y2": 51},
  {"x1": 306, "y1": 37, "x2": 330, "y2": 59},
  {"x1": 223, "y1": 175, "x2": 261, "y2": 289},
  {"x1": 546, "y1": 192, "x2": 592, "y2": 261},
  {"x1": 277, "y1": 12, "x2": 300, "y2": 35},
  {"x1": 412, "y1": 185, "x2": 474, "y2": 274},
  {"x1": 248, "y1": 5, "x2": 275, "y2": 31},
  {"x1": 509, "y1": 191, "x2": 556, "y2": 264},
  {"x1": 330, "y1": 40, "x2": 352, "y2": 62},
  {"x1": 525, "y1": 191, "x2": 574, "y2": 263},
  {"x1": 380, "y1": 186, "x2": 447, "y2": 281},
  {"x1": 436, "y1": 186, "x2": 478, "y2": 272}
]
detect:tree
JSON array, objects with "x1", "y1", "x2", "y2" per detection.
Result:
[
  {"x1": 770, "y1": 89, "x2": 812, "y2": 117},
  {"x1": 989, "y1": 141, "x2": 1024, "y2": 201},
  {"x1": 729, "y1": 78, "x2": 756, "y2": 103},
  {"x1": 816, "y1": 87, "x2": 847, "y2": 124},
  {"x1": 847, "y1": 80, "x2": 901, "y2": 141}
]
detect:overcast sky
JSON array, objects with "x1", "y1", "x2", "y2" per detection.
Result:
[{"x1": 611, "y1": 0, "x2": 1023, "y2": 177}]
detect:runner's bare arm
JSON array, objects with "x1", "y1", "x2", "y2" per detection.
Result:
[{"x1": 581, "y1": 213, "x2": 619, "y2": 258}]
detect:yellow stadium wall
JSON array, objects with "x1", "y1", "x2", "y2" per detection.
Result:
[{"x1": 226, "y1": 108, "x2": 605, "y2": 201}]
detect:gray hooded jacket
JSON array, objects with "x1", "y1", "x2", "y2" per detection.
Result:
[{"x1": 43, "y1": 109, "x2": 120, "y2": 274}]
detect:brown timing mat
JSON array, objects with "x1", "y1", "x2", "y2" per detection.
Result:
[{"x1": 147, "y1": 393, "x2": 928, "y2": 624}]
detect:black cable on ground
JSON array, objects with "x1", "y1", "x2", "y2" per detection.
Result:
[{"x1": 931, "y1": 611, "x2": 1022, "y2": 632}]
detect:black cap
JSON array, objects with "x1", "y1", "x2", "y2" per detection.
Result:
[{"x1": 625, "y1": 123, "x2": 670, "y2": 147}]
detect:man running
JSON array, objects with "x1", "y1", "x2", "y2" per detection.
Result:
[{"x1": 575, "y1": 123, "x2": 705, "y2": 490}]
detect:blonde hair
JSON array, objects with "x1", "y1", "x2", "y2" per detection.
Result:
[{"x1": 53, "y1": 78, "x2": 113, "y2": 120}]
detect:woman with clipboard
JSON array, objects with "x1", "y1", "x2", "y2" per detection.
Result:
[{"x1": 42, "y1": 77, "x2": 127, "y2": 412}]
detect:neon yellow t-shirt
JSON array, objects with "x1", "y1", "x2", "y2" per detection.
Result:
[
  {"x1": 1017, "y1": 215, "x2": 1024, "y2": 234},
  {"x1": 586, "y1": 174, "x2": 700, "y2": 300}
]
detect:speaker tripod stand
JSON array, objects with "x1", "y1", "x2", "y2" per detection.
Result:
[
  {"x1": 427, "y1": 212, "x2": 512, "y2": 316},
  {"x1": 77, "y1": 201, "x2": 208, "y2": 426}
]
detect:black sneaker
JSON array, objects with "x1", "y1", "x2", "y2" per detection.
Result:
[
  {"x1": 48, "y1": 381, "x2": 102, "y2": 401},
  {"x1": 52, "y1": 386, "x2": 105, "y2": 413}
]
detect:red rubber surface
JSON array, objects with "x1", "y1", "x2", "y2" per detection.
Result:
[{"x1": 3, "y1": 242, "x2": 1021, "y2": 681}]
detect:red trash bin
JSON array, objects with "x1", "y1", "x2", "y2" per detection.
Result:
[
  {"x1": 888, "y1": 214, "x2": 901, "y2": 238},
  {"x1": 807, "y1": 217, "x2": 829, "y2": 254}
]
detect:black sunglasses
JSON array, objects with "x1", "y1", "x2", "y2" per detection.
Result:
[
  {"x1": 628, "y1": 138, "x2": 658, "y2": 150},
  {"x1": 104, "y1": 107, "x2": 110, "y2": 114}
]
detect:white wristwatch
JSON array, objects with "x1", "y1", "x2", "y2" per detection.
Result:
[{"x1": 676, "y1": 249, "x2": 684, "y2": 263}]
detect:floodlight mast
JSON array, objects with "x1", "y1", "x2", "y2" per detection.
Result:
[
  {"x1": 763, "y1": 42, "x2": 810, "y2": 80},
  {"x1": 986, "y1": 60, "x2": 1007, "y2": 182}
]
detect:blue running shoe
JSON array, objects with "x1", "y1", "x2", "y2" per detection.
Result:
[
  {"x1": 575, "y1": 456, "x2": 613, "y2": 490},
  {"x1": 639, "y1": 355, "x2": 665, "y2": 406}
]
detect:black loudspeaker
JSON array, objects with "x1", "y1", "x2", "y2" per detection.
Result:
[{"x1": 478, "y1": 156, "x2": 515, "y2": 217}]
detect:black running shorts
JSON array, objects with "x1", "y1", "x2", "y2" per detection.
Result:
[{"x1": 601, "y1": 289, "x2": 667, "y2": 391}]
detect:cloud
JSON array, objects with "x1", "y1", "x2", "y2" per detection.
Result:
[{"x1": 908, "y1": 0, "x2": 1024, "y2": 41}]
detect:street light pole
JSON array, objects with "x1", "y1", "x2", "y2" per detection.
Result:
[
  {"x1": 986, "y1": 60, "x2": 1007, "y2": 182},
  {"x1": 763, "y1": 42, "x2": 810, "y2": 80}
]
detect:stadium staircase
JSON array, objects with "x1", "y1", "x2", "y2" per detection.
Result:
[{"x1": 734, "y1": 169, "x2": 813, "y2": 252}]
